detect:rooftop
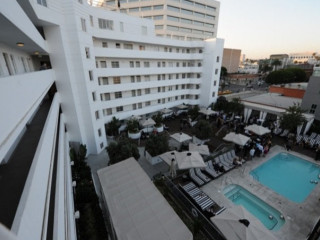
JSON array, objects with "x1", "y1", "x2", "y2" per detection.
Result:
[{"x1": 271, "y1": 83, "x2": 308, "y2": 90}]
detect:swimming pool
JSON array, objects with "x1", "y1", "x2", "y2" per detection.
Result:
[
  {"x1": 224, "y1": 184, "x2": 285, "y2": 231},
  {"x1": 250, "y1": 152, "x2": 320, "y2": 203}
]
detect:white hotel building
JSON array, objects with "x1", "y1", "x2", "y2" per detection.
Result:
[{"x1": 0, "y1": 0, "x2": 222, "y2": 237}]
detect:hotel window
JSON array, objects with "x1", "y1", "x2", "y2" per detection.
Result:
[
  {"x1": 167, "y1": 5, "x2": 179, "y2": 12},
  {"x1": 142, "y1": 6, "x2": 152, "y2": 11},
  {"x1": 102, "y1": 93, "x2": 110, "y2": 101},
  {"x1": 310, "y1": 104, "x2": 317, "y2": 114},
  {"x1": 176, "y1": 62, "x2": 180, "y2": 67},
  {"x1": 168, "y1": 86, "x2": 172, "y2": 91},
  {"x1": 162, "y1": 74, "x2": 165, "y2": 80},
  {"x1": 113, "y1": 77, "x2": 121, "y2": 84},
  {"x1": 158, "y1": 99, "x2": 161, "y2": 103},
  {"x1": 99, "y1": 77, "x2": 108, "y2": 85},
  {"x1": 181, "y1": 8, "x2": 192, "y2": 15},
  {"x1": 181, "y1": 95, "x2": 185, "y2": 99},
  {"x1": 158, "y1": 87, "x2": 161, "y2": 92},
  {"x1": 145, "y1": 88, "x2": 150, "y2": 94},
  {"x1": 157, "y1": 75, "x2": 161, "y2": 81},
  {"x1": 155, "y1": 25, "x2": 164, "y2": 30},
  {"x1": 131, "y1": 76, "x2": 135, "y2": 82},
  {"x1": 135, "y1": 61, "x2": 140, "y2": 68},
  {"x1": 176, "y1": 74, "x2": 179, "y2": 79},
  {"x1": 212, "y1": 92, "x2": 215, "y2": 97},
  {"x1": 98, "y1": 129, "x2": 102, "y2": 137},
  {"x1": 215, "y1": 68, "x2": 219, "y2": 74},
  {"x1": 132, "y1": 90, "x2": 136, "y2": 96},
  {"x1": 136, "y1": 76, "x2": 141, "y2": 82},
  {"x1": 194, "y1": 12, "x2": 205, "y2": 18},
  {"x1": 162, "y1": 87, "x2": 165, "y2": 92},
  {"x1": 98, "y1": 18, "x2": 114, "y2": 30},
  {"x1": 95, "y1": 111, "x2": 100, "y2": 119},
  {"x1": 182, "y1": 73, "x2": 186, "y2": 79},
  {"x1": 182, "y1": 84, "x2": 185, "y2": 89},
  {"x1": 85, "y1": 47, "x2": 90, "y2": 58},
  {"x1": 214, "y1": 80, "x2": 217, "y2": 86},
  {"x1": 157, "y1": 62, "x2": 161, "y2": 67},
  {"x1": 162, "y1": 98, "x2": 165, "y2": 104},
  {"x1": 100, "y1": 142, "x2": 104, "y2": 149},
  {"x1": 176, "y1": 85, "x2": 179, "y2": 90},
  {"x1": 124, "y1": 43, "x2": 133, "y2": 49},
  {"x1": 102, "y1": 42, "x2": 108, "y2": 48},
  {"x1": 167, "y1": 15, "x2": 179, "y2": 22},
  {"x1": 216, "y1": 56, "x2": 220, "y2": 62},
  {"x1": 115, "y1": 92, "x2": 122, "y2": 99},
  {"x1": 145, "y1": 101, "x2": 151, "y2": 106},
  {"x1": 116, "y1": 43, "x2": 121, "y2": 48},
  {"x1": 153, "y1": 5, "x2": 164, "y2": 10},
  {"x1": 206, "y1": 15, "x2": 215, "y2": 20},
  {"x1": 120, "y1": 22, "x2": 124, "y2": 32},
  {"x1": 92, "y1": 92, "x2": 96, "y2": 101},
  {"x1": 137, "y1": 89, "x2": 141, "y2": 96},
  {"x1": 153, "y1": 15, "x2": 163, "y2": 20},
  {"x1": 111, "y1": 61, "x2": 120, "y2": 68},
  {"x1": 90, "y1": 15, "x2": 93, "y2": 26},
  {"x1": 107, "y1": 108, "x2": 112, "y2": 115},
  {"x1": 144, "y1": 62, "x2": 150, "y2": 68},
  {"x1": 89, "y1": 70, "x2": 93, "y2": 81},
  {"x1": 197, "y1": 73, "x2": 201, "y2": 78},
  {"x1": 129, "y1": 7, "x2": 139, "y2": 12},
  {"x1": 162, "y1": 62, "x2": 166, "y2": 67},
  {"x1": 130, "y1": 61, "x2": 134, "y2": 68},
  {"x1": 183, "y1": 62, "x2": 187, "y2": 67},
  {"x1": 81, "y1": 18, "x2": 86, "y2": 32},
  {"x1": 145, "y1": 75, "x2": 150, "y2": 81},
  {"x1": 139, "y1": 45, "x2": 145, "y2": 51},
  {"x1": 138, "y1": 103, "x2": 142, "y2": 109},
  {"x1": 116, "y1": 106, "x2": 123, "y2": 112},
  {"x1": 132, "y1": 104, "x2": 137, "y2": 110},
  {"x1": 100, "y1": 61, "x2": 107, "y2": 68}
]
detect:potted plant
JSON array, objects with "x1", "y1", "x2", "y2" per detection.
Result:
[
  {"x1": 106, "y1": 117, "x2": 120, "y2": 137},
  {"x1": 152, "y1": 112, "x2": 164, "y2": 132},
  {"x1": 127, "y1": 119, "x2": 141, "y2": 139},
  {"x1": 145, "y1": 134, "x2": 169, "y2": 165}
]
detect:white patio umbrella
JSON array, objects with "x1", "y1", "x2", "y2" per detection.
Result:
[
  {"x1": 188, "y1": 143, "x2": 210, "y2": 156},
  {"x1": 245, "y1": 124, "x2": 271, "y2": 136},
  {"x1": 159, "y1": 151, "x2": 178, "y2": 166},
  {"x1": 141, "y1": 118, "x2": 156, "y2": 127},
  {"x1": 211, "y1": 205, "x2": 277, "y2": 240},
  {"x1": 170, "y1": 132, "x2": 192, "y2": 143},
  {"x1": 160, "y1": 108, "x2": 172, "y2": 114},
  {"x1": 223, "y1": 132, "x2": 237, "y2": 142},
  {"x1": 223, "y1": 132, "x2": 250, "y2": 146},
  {"x1": 175, "y1": 151, "x2": 206, "y2": 170},
  {"x1": 176, "y1": 104, "x2": 188, "y2": 109},
  {"x1": 199, "y1": 108, "x2": 216, "y2": 116}
]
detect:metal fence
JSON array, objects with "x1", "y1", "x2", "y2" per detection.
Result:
[{"x1": 162, "y1": 176, "x2": 226, "y2": 240}]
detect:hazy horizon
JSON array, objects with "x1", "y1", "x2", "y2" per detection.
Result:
[{"x1": 217, "y1": 0, "x2": 320, "y2": 59}]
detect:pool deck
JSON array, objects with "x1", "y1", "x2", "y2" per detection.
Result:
[{"x1": 201, "y1": 145, "x2": 320, "y2": 240}]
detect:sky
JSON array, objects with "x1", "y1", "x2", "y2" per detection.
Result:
[{"x1": 217, "y1": 0, "x2": 320, "y2": 59}]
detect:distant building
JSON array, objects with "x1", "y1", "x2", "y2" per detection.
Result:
[
  {"x1": 288, "y1": 52, "x2": 317, "y2": 65},
  {"x1": 222, "y1": 48, "x2": 241, "y2": 73},
  {"x1": 238, "y1": 62, "x2": 259, "y2": 74},
  {"x1": 301, "y1": 67, "x2": 320, "y2": 120},
  {"x1": 269, "y1": 83, "x2": 307, "y2": 99},
  {"x1": 226, "y1": 74, "x2": 259, "y2": 86},
  {"x1": 269, "y1": 54, "x2": 289, "y2": 69}
]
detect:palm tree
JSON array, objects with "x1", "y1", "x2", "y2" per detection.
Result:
[
  {"x1": 107, "y1": 117, "x2": 120, "y2": 136},
  {"x1": 280, "y1": 105, "x2": 306, "y2": 133},
  {"x1": 271, "y1": 59, "x2": 282, "y2": 71}
]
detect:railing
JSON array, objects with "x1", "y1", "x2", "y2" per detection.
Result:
[{"x1": 161, "y1": 176, "x2": 226, "y2": 240}]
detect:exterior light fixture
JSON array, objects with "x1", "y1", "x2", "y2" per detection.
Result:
[
  {"x1": 16, "y1": 42, "x2": 24, "y2": 47},
  {"x1": 34, "y1": 51, "x2": 39, "y2": 55}
]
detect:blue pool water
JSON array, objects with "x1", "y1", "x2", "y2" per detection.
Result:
[
  {"x1": 224, "y1": 184, "x2": 285, "y2": 231},
  {"x1": 250, "y1": 152, "x2": 320, "y2": 203}
]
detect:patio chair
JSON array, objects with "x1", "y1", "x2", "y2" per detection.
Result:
[
  {"x1": 230, "y1": 149, "x2": 237, "y2": 159},
  {"x1": 195, "y1": 168, "x2": 211, "y2": 182},
  {"x1": 222, "y1": 153, "x2": 233, "y2": 164},
  {"x1": 218, "y1": 155, "x2": 234, "y2": 171},
  {"x1": 280, "y1": 129, "x2": 289, "y2": 137},
  {"x1": 204, "y1": 162, "x2": 219, "y2": 178},
  {"x1": 181, "y1": 182, "x2": 196, "y2": 193},
  {"x1": 189, "y1": 168, "x2": 204, "y2": 186},
  {"x1": 193, "y1": 194, "x2": 209, "y2": 204},
  {"x1": 198, "y1": 198, "x2": 215, "y2": 210},
  {"x1": 310, "y1": 138, "x2": 317, "y2": 148},
  {"x1": 296, "y1": 135, "x2": 303, "y2": 144}
]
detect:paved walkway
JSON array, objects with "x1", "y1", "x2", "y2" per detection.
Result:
[{"x1": 0, "y1": 99, "x2": 51, "y2": 228}]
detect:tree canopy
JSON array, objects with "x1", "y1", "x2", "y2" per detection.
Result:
[
  {"x1": 220, "y1": 66, "x2": 228, "y2": 78},
  {"x1": 107, "y1": 116, "x2": 120, "y2": 136},
  {"x1": 145, "y1": 134, "x2": 169, "y2": 157},
  {"x1": 280, "y1": 105, "x2": 306, "y2": 133},
  {"x1": 107, "y1": 139, "x2": 140, "y2": 165},
  {"x1": 265, "y1": 68, "x2": 307, "y2": 84},
  {"x1": 213, "y1": 96, "x2": 244, "y2": 114},
  {"x1": 193, "y1": 120, "x2": 213, "y2": 139}
]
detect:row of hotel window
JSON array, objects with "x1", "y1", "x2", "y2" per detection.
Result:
[
  {"x1": 97, "y1": 41, "x2": 203, "y2": 54},
  {"x1": 97, "y1": 73, "x2": 202, "y2": 85},
  {"x1": 149, "y1": 15, "x2": 214, "y2": 28},
  {"x1": 106, "y1": 0, "x2": 216, "y2": 12},
  {"x1": 119, "y1": 5, "x2": 216, "y2": 19},
  {"x1": 156, "y1": 25, "x2": 214, "y2": 36},
  {"x1": 95, "y1": 60, "x2": 203, "y2": 68},
  {"x1": 95, "y1": 94, "x2": 204, "y2": 118},
  {"x1": 97, "y1": 84, "x2": 201, "y2": 101}
]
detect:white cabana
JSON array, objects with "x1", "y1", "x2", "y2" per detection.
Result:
[
  {"x1": 188, "y1": 143, "x2": 210, "y2": 156},
  {"x1": 245, "y1": 124, "x2": 271, "y2": 136},
  {"x1": 175, "y1": 151, "x2": 206, "y2": 170},
  {"x1": 160, "y1": 108, "x2": 173, "y2": 114},
  {"x1": 171, "y1": 132, "x2": 192, "y2": 143},
  {"x1": 211, "y1": 206, "x2": 277, "y2": 240},
  {"x1": 97, "y1": 158, "x2": 193, "y2": 240},
  {"x1": 223, "y1": 132, "x2": 250, "y2": 146}
]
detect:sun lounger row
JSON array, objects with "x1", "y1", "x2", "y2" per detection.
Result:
[
  {"x1": 189, "y1": 168, "x2": 206, "y2": 186},
  {"x1": 180, "y1": 182, "x2": 224, "y2": 212}
]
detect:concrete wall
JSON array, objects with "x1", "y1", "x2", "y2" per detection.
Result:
[
  {"x1": 301, "y1": 76, "x2": 320, "y2": 120},
  {"x1": 222, "y1": 48, "x2": 241, "y2": 73},
  {"x1": 269, "y1": 86, "x2": 305, "y2": 99}
]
